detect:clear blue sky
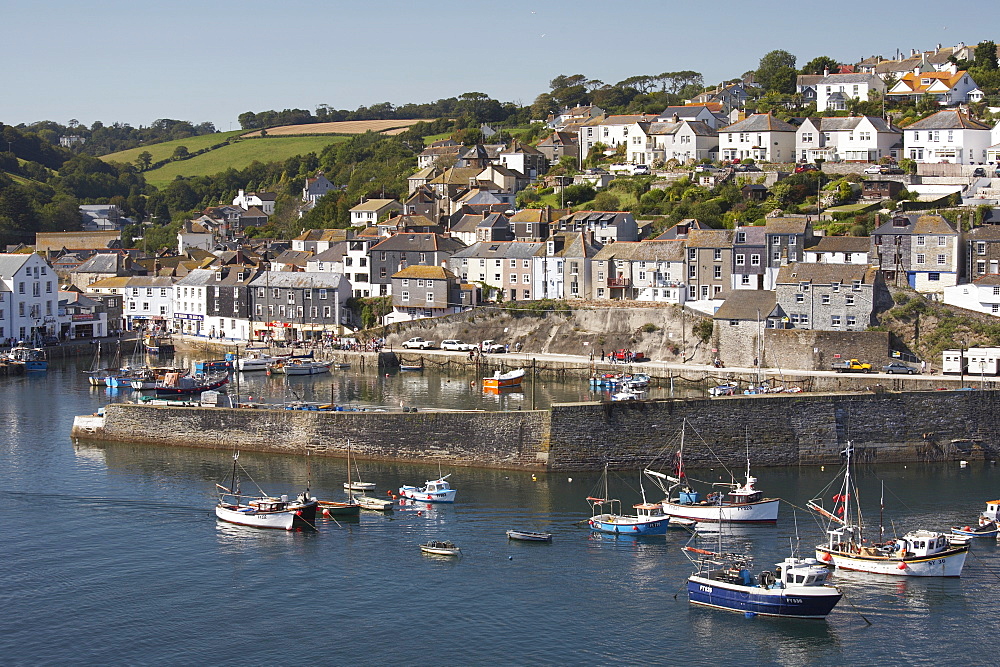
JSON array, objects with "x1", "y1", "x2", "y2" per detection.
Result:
[{"x1": 2, "y1": 0, "x2": 992, "y2": 130}]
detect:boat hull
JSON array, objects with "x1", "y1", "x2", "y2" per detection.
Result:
[
  {"x1": 687, "y1": 575, "x2": 841, "y2": 619},
  {"x1": 662, "y1": 498, "x2": 780, "y2": 523},
  {"x1": 507, "y1": 530, "x2": 552, "y2": 542},
  {"x1": 154, "y1": 376, "x2": 229, "y2": 396},
  {"x1": 318, "y1": 501, "x2": 361, "y2": 517},
  {"x1": 951, "y1": 526, "x2": 999, "y2": 538},
  {"x1": 283, "y1": 363, "x2": 331, "y2": 376},
  {"x1": 588, "y1": 514, "x2": 670, "y2": 535},
  {"x1": 815, "y1": 546, "x2": 968, "y2": 577},
  {"x1": 215, "y1": 501, "x2": 318, "y2": 530},
  {"x1": 399, "y1": 487, "x2": 457, "y2": 503}
]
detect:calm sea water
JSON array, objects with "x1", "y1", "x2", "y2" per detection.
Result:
[{"x1": 2, "y1": 355, "x2": 1000, "y2": 665}]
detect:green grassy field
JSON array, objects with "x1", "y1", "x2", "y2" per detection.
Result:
[
  {"x1": 101, "y1": 130, "x2": 246, "y2": 166},
  {"x1": 140, "y1": 135, "x2": 349, "y2": 188}
]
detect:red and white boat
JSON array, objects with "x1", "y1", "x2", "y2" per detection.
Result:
[{"x1": 644, "y1": 420, "x2": 780, "y2": 524}]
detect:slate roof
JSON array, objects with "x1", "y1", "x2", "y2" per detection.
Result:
[
  {"x1": 815, "y1": 116, "x2": 900, "y2": 133},
  {"x1": 966, "y1": 225, "x2": 1000, "y2": 240},
  {"x1": 817, "y1": 73, "x2": 882, "y2": 85},
  {"x1": 369, "y1": 233, "x2": 466, "y2": 253},
  {"x1": 713, "y1": 290, "x2": 778, "y2": 320},
  {"x1": 592, "y1": 240, "x2": 685, "y2": 262},
  {"x1": 912, "y1": 214, "x2": 958, "y2": 235},
  {"x1": 246, "y1": 271, "x2": 345, "y2": 289},
  {"x1": 350, "y1": 199, "x2": 401, "y2": 212},
  {"x1": 905, "y1": 110, "x2": 990, "y2": 131},
  {"x1": 721, "y1": 114, "x2": 797, "y2": 133},
  {"x1": 764, "y1": 217, "x2": 811, "y2": 235},
  {"x1": 685, "y1": 229, "x2": 735, "y2": 247},
  {"x1": 775, "y1": 263, "x2": 876, "y2": 285},
  {"x1": 807, "y1": 236, "x2": 871, "y2": 253}
]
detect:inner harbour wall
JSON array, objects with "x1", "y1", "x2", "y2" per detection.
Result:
[{"x1": 79, "y1": 389, "x2": 1000, "y2": 470}]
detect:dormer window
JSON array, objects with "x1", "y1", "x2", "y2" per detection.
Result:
[
  {"x1": 216, "y1": 271, "x2": 223, "y2": 280},
  {"x1": 237, "y1": 272, "x2": 245, "y2": 281},
  {"x1": 921, "y1": 78, "x2": 930, "y2": 85}
]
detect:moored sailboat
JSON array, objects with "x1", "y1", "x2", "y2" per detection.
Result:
[
  {"x1": 644, "y1": 420, "x2": 779, "y2": 524},
  {"x1": 808, "y1": 443, "x2": 968, "y2": 577},
  {"x1": 215, "y1": 451, "x2": 318, "y2": 530},
  {"x1": 587, "y1": 465, "x2": 672, "y2": 536}
]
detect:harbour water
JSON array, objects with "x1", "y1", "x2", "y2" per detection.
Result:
[{"x1": 3, "y1": 356, "x2": 1000, "y2": 665}]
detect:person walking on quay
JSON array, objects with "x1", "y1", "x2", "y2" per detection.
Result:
[{"x1": 600, "y1": 349, "x2": 605, "y2": 362}]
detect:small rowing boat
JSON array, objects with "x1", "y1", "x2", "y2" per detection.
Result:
[{"x1": 506, "y1": 530, "x2": 552, "y2": 542}]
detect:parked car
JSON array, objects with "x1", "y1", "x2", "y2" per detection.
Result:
[
  {"x1": 883, "y1": 361, "x2": 918, "y2": 375},
  {"x1": 401, "y1": 337, "x2": 434, "y2": 349},
  {"x1": 480, "y1": 340, "x2": 506, "y2": 353},
  {"x1": 440, "y1": 339, "x2": 473, "y2": 351},
  {"x1": 863, "y1": 165, "x2": 882, "y2": 174},
  {"x1": 632, "y1": 164, "x2": 651, "y2": 175},
  {"x1": 973, "y1": 167, "x2": 987, "y2": 177},
  {"x1": 880, "y1": 166, "x2": 904, "y2": 175},
  {"x1": 794, "y1": 163, "x2": 818, "y2": 173}
]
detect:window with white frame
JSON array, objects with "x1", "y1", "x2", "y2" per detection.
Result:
[
  {"x1": 751, "y1": 254, "x2": 760, "y2": 266},
  {"x1": 401, "y1": 291, "x2": 409, "y2": 302},
  {"x1": 916, "y1": 236, "x2": 925, "y2": 246},
  {"x1": 937, "y1": 255, "x2": 946, "y2": 265},
  {"x1": 937, "y1": 236, "x2": 946, "y2": 246},
  {"x1": 736, "y1": 254, "x2": 745, "y2": 266}
]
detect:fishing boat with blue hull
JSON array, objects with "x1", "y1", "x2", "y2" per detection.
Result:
[
  {"x1": 588, "y1": 501, "x2": 672, "y2": 535},
  {"x1": 8, "y1": 345, "x2": 48, "y2": 371},
  {"x1": 399, "y1": 474, "x2": 457, "y2": 503},
  {"x1": 684, "y1": 547, "x2": 842, "y2": 619},
  {"x1": 586, "y1": 465, "x2": 671, "y2": 535}
]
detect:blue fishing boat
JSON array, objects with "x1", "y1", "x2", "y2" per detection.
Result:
[
  {"x1": 951, "y1": 512, "x2": 999, "y2": 538},
  {"x1": 586, "y1": 465, "x2": 671, "y2": 536},
  {"x1": 8, "y1": 344, "x2": 47, "y2": 372},
  {"x1": 684, "y1": 547, "x2": 842, "y2": 619}
]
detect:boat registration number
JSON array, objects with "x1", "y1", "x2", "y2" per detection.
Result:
[{"x1": 699, "y1": 585, "x2": 713, "y2": 593}]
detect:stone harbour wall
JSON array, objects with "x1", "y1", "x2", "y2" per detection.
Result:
[
  {"x1": 81, "y1": 389, "x2": 1000, "y2": 470},
  {"x1": 95, "y1": 404, "x2": 550, "y2": 469}
]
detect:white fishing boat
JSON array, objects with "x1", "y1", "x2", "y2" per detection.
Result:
[
  {"x1": 808, "y1": 443, "x2": 968, "y2": 577},
  {"x1": 238, "y1": 353, "x2": 277, "y2": 372},
  {"x1": 214, "y1": 451, "x2": 318, "y2": 530},
  {"x1": 644, "y1": 420, "x2": 780, "y2": 524},
  {"x1": 420, "y1": 540, "x2": 461, "y2": 556},
  {"x1": 399, "y1": 474, "x2": 457, "y2": 503},
  {"x1": 281, "y1": 359, "x2": 331, "y2": 376}
]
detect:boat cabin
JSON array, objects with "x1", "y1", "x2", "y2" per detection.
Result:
[
  {"x1": 984, "y1": 500, "x2": 1000, "y2": 521},
  {"x1": 899, "y1": 530, "x2": 950, "y2": 557},
  {"x1": 250, "y1": 497, "x2": 289, "y2": 512},
  {"x1": 425, "y1": 478, "x2": 452, "y2": 493},
  {"x1": 776, "y1": 558, "x2": 830, "y2": 588},
  {"x1": 728, "y1": 476, "x2": 763, "y2": 504},
  {"x1": 633, "y1": 502, "x2": 666, "y2": 519}
]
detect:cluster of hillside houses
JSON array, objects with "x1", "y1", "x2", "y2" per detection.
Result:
[{"x1": 9, "y1": 40, "x2": 1000, "y2": 346}]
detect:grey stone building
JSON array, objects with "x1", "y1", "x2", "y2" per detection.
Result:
[{"x1": 774, "y1": 263, "x2": 890, "y2": 331}]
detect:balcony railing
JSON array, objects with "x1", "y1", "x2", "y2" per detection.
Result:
[{"x1": 607, "y1": 277, "x2": 631, "y2": 288}]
